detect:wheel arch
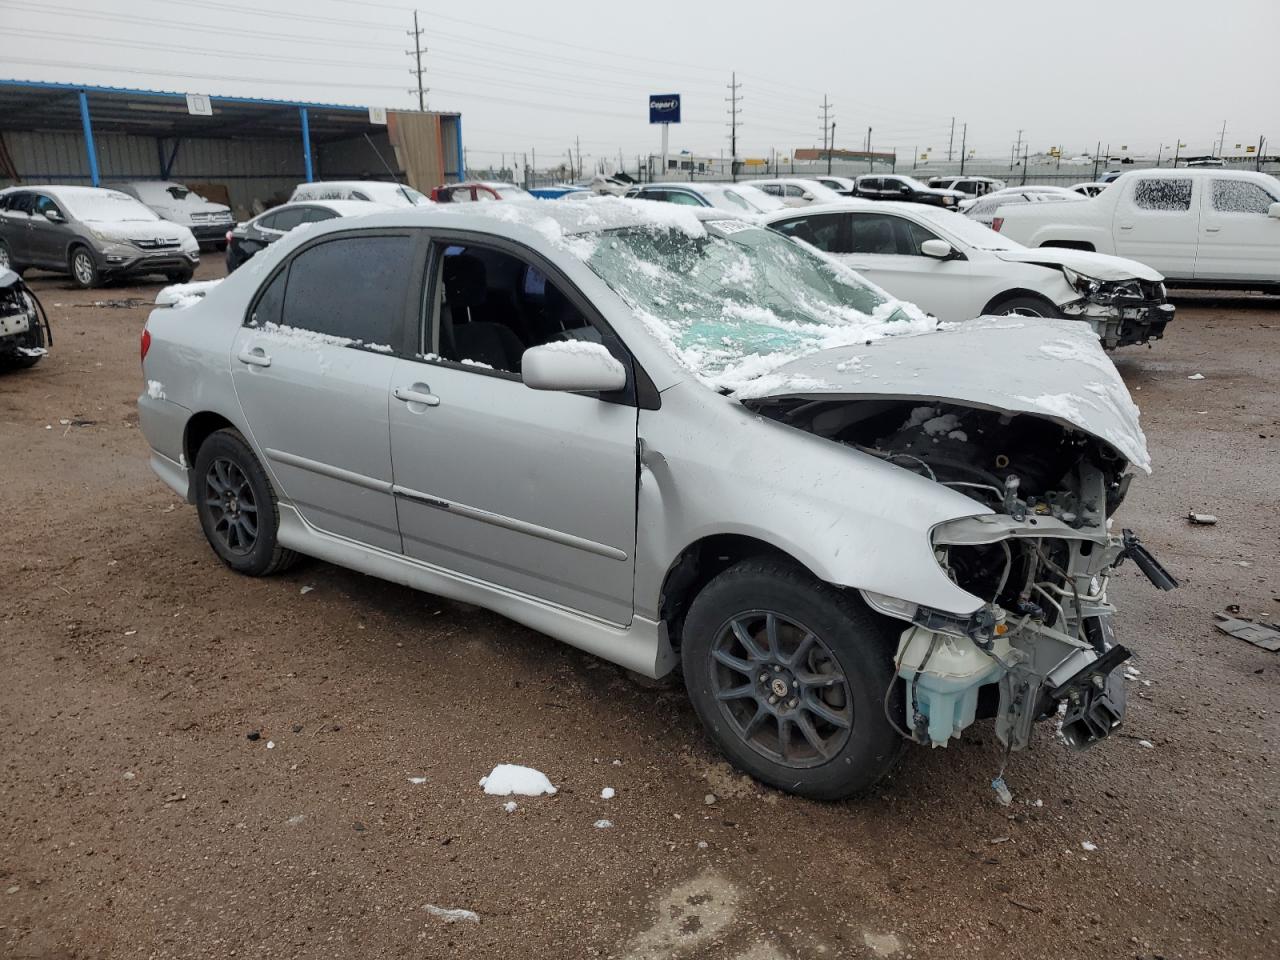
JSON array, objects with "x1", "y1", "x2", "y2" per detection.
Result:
[
  {"x1": 1038, "y1": 239, "x2": 1096, "y2": 252},
  {"x1": 658, "y1": 533, "x2": 832, "y2": 653},
  {"x1": 183, "y1": 410, "x2": 240, "y2": 474},
  {"x1": 980, "y1": 287, "x2": 1061, "y2": 315}
]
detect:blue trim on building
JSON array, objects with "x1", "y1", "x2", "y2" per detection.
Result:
[
  {"x1": 299, "y1": 107, "x2": 313, "y2": 182},
  {"x1": 455, "y1": 115, "x2": 465, "y2": 182},
  {"x1": 77, "y1": 90, "x2": 100, "y2": 187}
]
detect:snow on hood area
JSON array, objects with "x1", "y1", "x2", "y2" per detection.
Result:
[
  {"x1": 156, "y1": 279, "x2": 222, "y2": 307},
  {"x1": 746, "y1": 316, "x2": 1150, "y2": 472},
  {"x1": 993, "y1": 246, "x2": 1163, "y2": 282},
  {"x1": 471, "y1": 198, "x2": 936, "y2": 393}
]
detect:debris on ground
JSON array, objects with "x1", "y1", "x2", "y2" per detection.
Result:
[
  {"x1": 1082, "y1": 841, "x2": 1098, "y2": 851},
  {"x1": 594, "y1": 819, "x2": 613, "y2": 829},
  {"x1": 600, "y1": 787, "x2": 615, "y2": 799},
  {"x1": 407, "y1": 776, "x2": 427, "y2": 785},
  {"x1": 425, "y1": 904, "x2": 480, "y2": 924},
  {"x1": 479, "y1": 764, "x2": 557, "y2": 796},
  {"x1": 299, "y1": 585, "x2": 314, "y2": 595},
  {"x1": 246, "y1": 730, "x2": 261, "y2": 741},
  {"x1": 703, "y1": 793, "x2": 717, "y2": 806},
  {"x1": 991, "y1": 777, "x2": 1013, "y2": 806},
  {"x1": 504, "y1": 801, "x2": 517, "y2": 813},
  {"x1": 1187, "y1": 512, "x2": 1218, "y2": 525},
  {"x1": 1138, "y1": 740, "x2": 1155, "y2": 749},
  {"x1": 1188, "y1": 373, "x2": 1206, "y2": 380},
  {"x1": 1215, "y1": 613, "x2": 1280, "y2": 652}
]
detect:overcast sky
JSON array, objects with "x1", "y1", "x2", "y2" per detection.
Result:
[{"x1": 2, "y1": 0, "x2": 1276, "y2": 169}]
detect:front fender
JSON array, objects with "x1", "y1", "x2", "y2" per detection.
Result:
[{"x1": 634, "y1": 383, "x2": 988, "y2": 620}]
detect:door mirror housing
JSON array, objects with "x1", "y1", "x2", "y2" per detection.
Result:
[
  {"x1": 522, "y1": 341, "x2": 627, "y2": 393},
  {"x1": 920, "y1": 238, "x2": 954, "y2": 259},
  {"x1": 43, "y1": 208, "x2": 65, "y2": 223},
  {"x1": 1268, "y1": 202, "x2": 1280, "y2": 219}
]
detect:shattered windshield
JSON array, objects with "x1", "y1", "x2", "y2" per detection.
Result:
[{"x1": 583, "y1": 221, "x2": 933, "y2": 393}]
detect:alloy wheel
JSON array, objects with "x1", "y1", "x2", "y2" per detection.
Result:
[
  {"x1": 202, "y1": 457, "x2": 259, "y2": 555},
  {"x1": 73, "y1": 251, "x2": 95, "y2": 286},
  {"x1": 708, "y1": 610, "x2": 853, "y2": 768}
]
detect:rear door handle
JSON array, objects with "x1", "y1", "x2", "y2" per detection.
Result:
[
  {"x1": 1118, "y1": 224, "x2": 1134, "y2": 231},
  {"x1": 1205, "y1": 226, "x2": 1221, "y2": 233},
  {"x1": 237, "y1": 347, "x2": 271, "y2": 367},
  {"x1": 395, "y1": 384, "x2": 441, "y2": 407}
]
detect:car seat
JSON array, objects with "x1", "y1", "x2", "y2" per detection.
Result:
[{"x1": 441, "y1": 254, "x2": 525, "y2": 372}]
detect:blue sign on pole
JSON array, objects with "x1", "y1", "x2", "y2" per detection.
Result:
[{"x1": 649, "y1": 94, "x2": 681, "y2": 124}]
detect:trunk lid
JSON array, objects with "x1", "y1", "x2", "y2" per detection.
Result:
[{"x1": 735, "y1": 316, "x2": 1150, "y2": 472}]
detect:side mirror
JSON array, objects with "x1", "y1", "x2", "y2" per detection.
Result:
[
  {"x1": 522, "y1": 341, "x2": 627, "y2": 393},
  {"x1": 44, "y1": 208, "x2": 65, "y2": 223},
  {"x1": 1269, "y1": 202, "x2": 1280, "y2": 219},
  {"x1": 920, "y1": 238, "x2": 954, "y2": 259},
  {"x1": 801, "y1": 192, "x2": 813, "y2": 201}
]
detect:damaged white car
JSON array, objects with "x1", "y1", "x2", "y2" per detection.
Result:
[
  {"x1": 765, "y1": 201, "x2": 1174, "y2": 349},
  {"x1": 138, "y1": 199, "x2": 1174, "y2": 799}
]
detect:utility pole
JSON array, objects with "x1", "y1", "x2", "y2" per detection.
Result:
[
  {"x1": 819, "y1": 94, "x2": 832, "y2": 165},
  {"x1": 1217, "y1": 120, "x2": 1228, "y2": 158},
  {"x1": 1257, "y1": 135, "x2": 1266, "y2": 171},
  {"x1": 947, "y1": 116, "x2": 955, "y2": 162},
  {"x1": 726, "y1": 72, "x2": 743, "y2": 181},
  {"x1": 1156, "y1": 143, "x2": 1163, "y2": 167},
  {"x1": 1092, "y1": 141, "x2": 1101, "y2": 181},
  {"x1": 575, "y1": 136, "x2": 582, "y2": 181},
  {"x1": 406, "y1": 10, "x2": 427, "y2": 111},
  {"x1": 959, "y1": 123, "x2": 967, "y2": 174},
  {"x1": 865, "y1": 126, "x2": 872, "y2": 153},
  {"x1": 1020, "y1": 145, "x2": 1029, "y2": 185},
  {"x1": 1011, "y1": 128, "x2": 1023, "y2": 171},
  {"x1": 828, "y1": 123, "x2": 836, "y2": 174}
]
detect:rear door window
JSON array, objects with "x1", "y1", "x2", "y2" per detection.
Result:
[
  {"x1": 848, "y1": 213, "x2": 909, "y2": 254},
  {"x1": 266, "y1": 234, "x2": 416, "y2": 346},
  {"x1": 1133, "y1": 179, "x2": 1192, "y2": 211},
  {"x1": 771, "y1": 213, "x2": 848, "y2": 253},
  {"x1": 270, "y1": 207, "x2": 308, "y2": 232},
  {"x1": 1211, "y1": 179, "x2": 1276, "y2": 214}
]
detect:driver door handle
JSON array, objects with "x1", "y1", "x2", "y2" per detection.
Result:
[
  {"x1": 237, "y1": 347, "x2": 271, "y2": 367},
  {"x1": 395, "y1": 385, "x2": 441, "y2": 407},
  {"x1": 1204, "y1": 226, "x2": 1221, "y2": 233}
]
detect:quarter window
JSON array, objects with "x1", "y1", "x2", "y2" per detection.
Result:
[
  {"x1": 1211, "y1": 179, "x2": 1276, "y2": 214},
  {"x1": 1133, "y1": 179, "x2": 1192, "y2": 211},
  {"x1": 271, "y1": 235, "x2": 415, "y2": 344}
]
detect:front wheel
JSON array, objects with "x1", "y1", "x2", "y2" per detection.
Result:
[
  {"x1": 193, "y1": 428, "x2": 298, "y2": 576},
  {"x1": 166, "y1": 267, "x2": 194, "y2": 283},
  {"x1": 68, "y1": 246, "x2": 99, "y2": 288},
  {"x1": 681, "y1": 558, "x2": 903, "y2": 800}
]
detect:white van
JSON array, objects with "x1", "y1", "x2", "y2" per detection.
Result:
[
  {"x1": 288, "y1": 180, "x2": 428, "y2": 207},
  {"x1": 115, "y1": 181, "x2": 233, "y2": 250}
]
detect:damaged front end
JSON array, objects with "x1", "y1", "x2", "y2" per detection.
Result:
[
  {"x1": 849, "y1": 400, "x2": 1178, "y2": 753},
  {"x1": 1059, "y1": 267, "x2": 1174, "y2": 349}
]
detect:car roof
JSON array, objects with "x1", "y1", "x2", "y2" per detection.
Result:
[
  {"x1": 256, "y1": 200, "x2": 395, "y2": 219},
  {"x1": 24, "y1": 185, "x2": 133, "y2": 200}
]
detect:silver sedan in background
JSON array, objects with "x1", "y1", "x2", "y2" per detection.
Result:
[{"x1": 138, "y1": 199, "x2": 1172, "y2": 799}]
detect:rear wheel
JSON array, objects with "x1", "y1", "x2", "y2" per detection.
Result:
[
  {"x1": 194, "y1": 428, "x2": 298, "y2": 576},
  {"x1": 68, "y1": 246, "x2": 99, "y2": 288},
  {"x1": 992, "y1": 294, "x2": 1064, "y2": 319},
  {"x1": 681, "y1": 558, "x2": 903, "y2": 800}
]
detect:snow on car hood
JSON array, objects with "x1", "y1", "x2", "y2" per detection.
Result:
[
  {"x1": 992, "y1": 246, "x2": 1162, "y2": 282},
  {"x1": 737, "y1": 316, "x2": 1150, "y2": 472},
  {"x1": 89, "y1": 220, "x2": 194, "y2": 244}
]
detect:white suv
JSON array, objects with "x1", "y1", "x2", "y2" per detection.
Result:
[{"x1": 116, "y1": 181, "x2": 233, "y2": 251}]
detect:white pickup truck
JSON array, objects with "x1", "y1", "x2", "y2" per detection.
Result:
[{"x1": 994, "y1": 169, "x2": 1280, "y2": 290}]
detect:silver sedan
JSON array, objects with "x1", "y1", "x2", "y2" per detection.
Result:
[{"x1": 138, "y1": 199, "x2": 1171, "y2": 799}]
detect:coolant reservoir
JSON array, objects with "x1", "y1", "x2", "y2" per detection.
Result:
[{"x1": 896, "y1": 626, "x2": 1008, "y2": 747}]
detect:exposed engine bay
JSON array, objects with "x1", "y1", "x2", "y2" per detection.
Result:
[
  {"x1": 0, "y1": 269, "x2": 51, "y2": 368},
  {"x1": 753, "y1": 395, "x2": 1177, "y2": 757}
]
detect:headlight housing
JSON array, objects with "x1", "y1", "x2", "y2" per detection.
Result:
[
  {"x1": 1062, "y1": 265, "x2": 1103, "y2": 298},
  {"x1": 1063, "y1": 267, "x2": 1146, "y2": 303}
]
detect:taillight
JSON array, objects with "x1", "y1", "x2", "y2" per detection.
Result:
[
  {"x1": 225, "y1": 230, "x2": 233, "y2": 243},
  {"x1": 141, "y1": 328, "x2": 151, "y2": 363},
  {"x1": 991, "y1": 217, "x2": 1004, "y2": 233}
]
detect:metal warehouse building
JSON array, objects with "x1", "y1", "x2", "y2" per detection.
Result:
[{"x1": 0, "y1": 80, "x2": 463, "y2": 215}]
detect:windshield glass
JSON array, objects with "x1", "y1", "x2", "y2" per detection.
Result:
[
  {"x1": 62, "y1": 191, "x2": 161, "y2": 223},
  {"x1": 582, "y1": 222, "x2": 932, "y2": 393}
]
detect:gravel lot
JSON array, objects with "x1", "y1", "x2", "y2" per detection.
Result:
[{"x1": 2, "y1": 259, "x2": 1277, "y2": 960}]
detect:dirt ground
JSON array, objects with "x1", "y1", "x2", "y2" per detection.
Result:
[{"x1": 1, "y1": 257, "x2": 1277, "y2": 960}]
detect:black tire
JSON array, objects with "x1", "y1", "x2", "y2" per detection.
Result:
[
  {"x1": 166, "y1": 267, "x2": 195, "y2": 283},
  {"x1": 990, "y1": 294, "x2": 1063, "y2": 319},
  {"x1": 68, "y1": 245, "x2": 99, "y2": 289},
  {"x1": 681, "y1": 558, "x2": 904, "y2": 800},
  {"x1": 193, "y1": 428, "x2": 299, "y2": 577}
]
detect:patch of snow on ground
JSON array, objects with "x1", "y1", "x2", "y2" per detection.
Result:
[
  {"x1": 1081, "y1": 841, "x2": 1098, "y2": 851},
  {"x1": 425, "y1": 904, "x2": 480, "y2": 924},
  {"x1": 503, "y1": 801, "x2": 517, "y2": 813},
  {"x1": 479, "y1": 764, "x2": 557, "y2": 797},
  {"x1": 600, "y1": 787, "x2": 615, "y2": 799},
  {"x1": 1138, "y1": 739, "x2": 1154, "y2": 749},
  {"x1": 1188, "y1": 373, "x2": 1205, "y2": 380},
  {"x1": 407, "y1": 776, "x2": 427, "y2": 785},
  {"x1": 145, "y1": 380, "x2": 165, "y2": 400},
  {"x1": 594, "y1": 819, "x2": 613, "y2": 829}
]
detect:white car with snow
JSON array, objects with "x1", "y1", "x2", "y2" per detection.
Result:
[
  {"x1": 765, "y1": 201, "x2": 1173, "y2": 348},
  {"x1": 744, "y1": 178, "x2": 848, "y2": 207},
  {"x1": 138, "y1": 198, "x2": 1174, "y2": 799},
  {"x1": 962, "y1": 186, "x2": 1084, "y2": 226},
  {"x1": 627, "y1": 182, "x2": 784, "y2": 215},
  {"x1": 289, "y1": 180, "x2": 428, "y2": 207},
  {"x1": 115, "y1": 181, "x2": 234, "y2": 251},
  {"x1": 994, "y1": 168, "x2": 1280, "y2": 290}
]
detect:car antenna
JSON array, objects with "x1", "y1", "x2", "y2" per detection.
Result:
[{"x1": 362, "y1": 132, "x2": 415, "y2": 205}]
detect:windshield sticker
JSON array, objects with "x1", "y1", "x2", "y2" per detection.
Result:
[{"x1": 706, "y1": 219, "x2": 755, "y2": 236}]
